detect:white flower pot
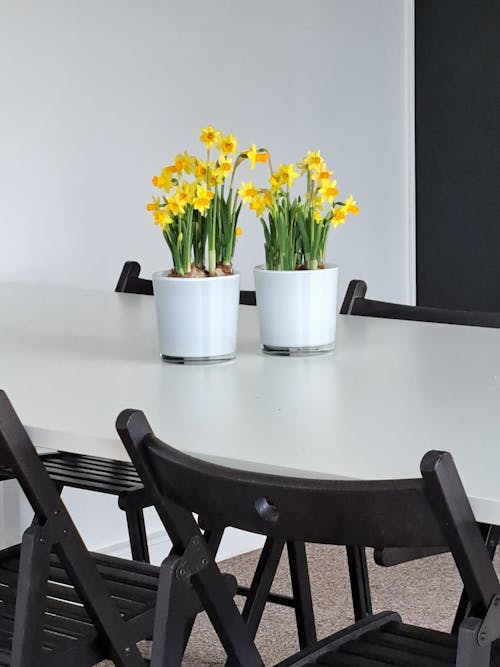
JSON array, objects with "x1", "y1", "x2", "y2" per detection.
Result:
[
  {"x1": 152, "y1": 271, "x2": 240, "y2": 363},
  {"x1": 253, "y1": 264, "x2": 339, "y2": 355}
]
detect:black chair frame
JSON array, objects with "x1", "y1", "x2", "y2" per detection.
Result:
[
  {"x1": 0, "y1": 391, "x2": 159, "y2": 666},
  {"x1": 341, "y1": 278, "x2": 500, "y2": 632},
  {"x1": 115, "y1": 260, "x2": 316, "y2": 649},
  {"x1": 117, "y1": 408, "x2": 500, "y2": 666},
  {"x1": 340, "y1": 279, "x2": 500, "y2": 328}
]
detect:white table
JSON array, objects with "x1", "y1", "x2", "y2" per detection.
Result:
[{"x1": 1, "y1": 283, "x2": 500, "y2": 525}]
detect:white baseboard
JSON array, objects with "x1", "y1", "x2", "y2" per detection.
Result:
[{"x1": 98, "y1": 528, "x2": 265, "y2": 566}]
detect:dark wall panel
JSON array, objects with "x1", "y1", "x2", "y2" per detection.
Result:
[{"x1": 416, "y1": 0, "x2": 500, "y2": 310}]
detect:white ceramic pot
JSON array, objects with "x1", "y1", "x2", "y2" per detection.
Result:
[
  {"x1": 152, "y1": 271, "x2": 240, "y2": 363},
  {"x1": 253, "y1": 264, "x2": 339, "y2": 355}
]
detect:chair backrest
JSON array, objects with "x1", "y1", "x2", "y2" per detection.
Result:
[
  {"x1": 0, "y1": 391, "x2": 145, "y2": 666},
  {"x1": 340, "y1": 279, "x2": 500, "y2": 328},
  {"x1": 117, "y1": 408, "x2": 500, "y2": 617},
  {"x1": 115, "y1": 260, "x2": 257, "y2": 305}
]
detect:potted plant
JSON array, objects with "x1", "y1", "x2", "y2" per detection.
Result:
[
  {"x1": 146, "y1": 126, "x2": 247, "y2": 363},
  {"x1": 239, "y1": 148, "x2": 359, "y2": 355}
]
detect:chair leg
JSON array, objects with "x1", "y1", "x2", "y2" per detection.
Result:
[
  {"x1": 11, "y1": 526, "x2": 51, "y2": 667},
  {"x1": 457, "y1": 616, "x2": 491, "y2": 667},
  {"x1": 452, "y1": 524, "x2": 500, "y2": 634},
  {"x1": 242, "y1": 537, "x2": 285, "y2": 638},
  {"x1": 287, "y1": 541, "x2": 317, "y2": 648},
  {"x1": 150, "y1": 553, "x2": 194, "y2": 667},
  {"x1": 346, "y1": 545, "x2": 372, "y2": 620},
  {"x1": 125, "y1": 506, "x2": 150, "y2": 563}
]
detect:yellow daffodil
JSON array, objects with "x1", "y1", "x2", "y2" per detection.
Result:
[
  {"x1": 269, "y1": 173, "x2": 282, "y2": 191},
  {"x1": 166, "y1": 193, "x2": 186, "y2": 217},
  {"x1": 332, "y1": 207, "x2": 347, "y2": 228},
  {"x1": 146, "y1": 196, "x2": 160, "y2": 212},
  {"x1": 152, "y1": 165, "x2": 176, "y2": 192},
  {"x1": 153, "y1": 209, "x2": 173, "y2": 229},
  {"x1": 210, "y1": 172, "x2": 224, "y2": 187},
  {"x1": 277, "y1": 163, "x2": 299, "y2": 188},
  {"x1": 176, "y1": 182, "x2": 195, "y2": 207},
  {"x1": 235, "y1": 227, "x2": 243, "y2": 236},
  {"x1": 216, "y1": 133, "x2": 238, "y2": 155},
  {"x1": 311, "y1": 167, "x2": 333, "y2": 183},
  {"x1": 344, "y1": 194, "x2": 360, "y2": 215},
  {"x1": 174, "y1": 151, "x2": 196, "y2": 175},
  {"x1": 194, "y1": 160, "x2": 214, "y2": 182},
  {"x1": 313, "y1": 209, "x2": 323, "y2": 223},
  {"x1": 246, "y1": 144, "x2": 269, "y2": 169},
  {"x1": 193, "y1": 185, "x2": 214, "y2": 213},
  {"x1": 261, "y1": 189, "x2": 273, "y2": 206},
  {"x1": 217, "y1": 154, "x2": 233, "y2": 174},
  {"x1": 238, "y1": 181, "x2": 258, "y2": 203},
  {"x1": 319, "y1": 179, "x2": 339, "y2": 204},
  {"x1": 249, "y1": 194, "x2": 267, "y2": 217},
  {"x1": 200, "y1": 125, "x2": 221, "y2": 149},
  {"x1": 303, "y1": 150, "x2": 323, "y2": 171}
]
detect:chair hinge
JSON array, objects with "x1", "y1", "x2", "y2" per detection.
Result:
[
  {"x1": 176, "y1": 535, "x2": 211, "y2": 581},
  {"x1": 478, "y1": 594, "x2": 500, "y2": 646},
  {"x1": 36, "y1": 505, "x2": 72, "y2": 545}
]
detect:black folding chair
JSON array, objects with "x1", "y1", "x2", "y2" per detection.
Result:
[
  {"x1": 117, "y1": 408, "x2": 500, "y2": 666},
  {"x1": 340, "y1": 278, "x2": 500, "y2": 328},
  {"x1": 0, "y1": 391, "x2": 158, "y2": 666},
  {"x1": 340, "y1": 278, "x2": 500, "y2": 631},
  {"x1": 115, "y1": 260, "x2": 316, "y2": 649}
]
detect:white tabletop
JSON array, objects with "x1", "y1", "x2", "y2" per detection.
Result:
[{"x1": 1, "y1": 283, "x2": 500, "y2": 524}]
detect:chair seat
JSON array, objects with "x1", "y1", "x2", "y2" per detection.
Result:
[
  {"x1": 0, "y1": 544, "x2": 158, "y2": 665},
  {"x1": 316, "y1": 621, "x2": 457, "y2": 666},
  {"x1": 0, "y1": 451, "x2": 144, "y2": 496}
]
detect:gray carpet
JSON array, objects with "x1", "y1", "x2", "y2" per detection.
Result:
[{"x1": 99, "y1": 544, "x2": 492, "y2": 665}]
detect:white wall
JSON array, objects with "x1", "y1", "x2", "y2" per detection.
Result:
[{"x1": 0, "y1": 0, "x2": 414, "y2": 558}]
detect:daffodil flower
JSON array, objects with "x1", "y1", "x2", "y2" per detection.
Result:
[
  {"x1": 176, "y1": 182, "x2": 195, "y2": 207},
  {"x1": 200, "y1": 125, "x2": 221, "y2": 149},
  {"x1": 238, "y1": 181, "x2": 259, "y2": 203},
  {"x1": 166, "y1": 194, "x2": 186, "y2": 217},
  {"x1": 344, "y1": 194, "x2": 360, "y2": 215},
  {"x1": 249, "y1": 194, "x2": 267, "y2": 217},
  {"x1": 277, "y1": 163, "x2": 299, "y2": 188},
  {"x1": 269, "y1": 173, "x2": 282, "y2": 192},
  {"x1": 303, "y1": 150, "x2": 323, "y2": 170},
  {"x1": 246, "y1": 144, "x2": 269, "y2": 169},
  {"x1": 195, "y1": 160, "x2": 214, "y2": 182},
  {"x1": 216, "y1": 154, "x2": 233, "y2": 175},
  {"x1": 152, "y1": 165, "x2": 176, "y2": 193},
  {"x1": 193, "y1": 185, "x2": 214, "y2": 214},
  {"x1": 216, "y1": 133, "x2": 238, "y2": 155},
  {"x1": 146, "y1": 196, "x2": 160, "y2": 212},
  {"x1": 332, "y1": 207, "x2": 347, "y2": 228},
  {"x1": 153, "y1": 209, "x2": 173, "y2": 229},
  {"x1": 311, "y1": 167, "x2": 333, "y2": 183},
  {"x1": 262, "y1": 189, "x2": 273, "y2": 206},
  {"x1": 174, "y1": 151, "x2": 196, "y2": 175},
  {"x1": 319, "y1": 180, "x2": 339, "y2": 204},
  {"x1": 235, "y1": 227, "x2": 243, "y2": 236}
]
